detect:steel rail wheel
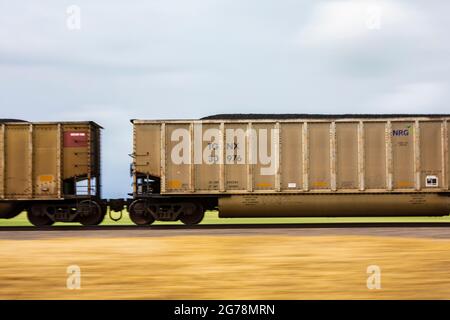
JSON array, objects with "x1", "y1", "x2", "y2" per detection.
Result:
[
  {"x1": 78, "y1": 200, "x2": 105, "y2": 226},
  {"x1": 129, "y1": 199, "x2": 155, "y2": 225},
  {"x1": 27, "y1": 205, "x2": 54, "y2": 227},
  {"x1": 180, "y1": 203, "x2": 205, "y2": 225}
]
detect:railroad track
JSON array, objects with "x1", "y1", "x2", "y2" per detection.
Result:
[{"x1": 1, "y1": 222, "x2": 450, "y2": 231}]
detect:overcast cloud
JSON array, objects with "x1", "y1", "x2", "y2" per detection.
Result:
[{"x1": 0, "y1": 0, "x2": 449, "y2": 197}]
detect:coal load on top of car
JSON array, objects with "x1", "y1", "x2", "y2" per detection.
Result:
[
  {"x1": 0, "y1": 119, "x2": 27, "y2": 123},
  {"x1": 201, "y1": 114, "x2": 450, "y2": 120}
]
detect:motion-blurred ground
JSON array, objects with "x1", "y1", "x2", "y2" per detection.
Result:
[{"x1": 1, "y1": 234, "x2": 450, "y2": 299}]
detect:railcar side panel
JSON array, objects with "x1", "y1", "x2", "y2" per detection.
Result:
[
  {"x1": 63, "y1": 124, "x2": 91, "y2": 180},
  {"x1": 364, "y1": 122, "x2": 386, "y2": 189},
  {"x1": 280, "y1": 123, "x2": 303, "y2": 191},
  {"x1": 224, "y1": 123, "x2": 247, "y2": 191},
  {"x1": 392, "y1": 121, "x2": 415, "y2": 189},
  {"x1": 194, "y1": 123, "x2": 220, "y2": 191},
  {"x1": 420, "y1": 121, "x2": 442, "y2": 189},
  {"x1": 336, "y1": 122, "x2": 358, "y2": 190},
  {"x1": 165, "y1": 123, "x2": 191, "y2": 192},
  {"x1": 4, "y1": 125, "x2": 31, "y2": 198},
  {"x1": 33, "y1": 125, "x2": 59, "y2": 198},
  {"x1": 134, "y1": 123, "x2": 161, "y2": 178},
  {"x1": 308, "y1": 123, "x2": 331, "y2": 190},
  {"x1": 253, "y1": 123, "x2": 276, "y2": 191}
]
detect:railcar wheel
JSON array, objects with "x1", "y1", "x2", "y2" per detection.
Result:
[
  {"x1": 180, "y1": 203, "x2": 204, "y2": 225},
  {"x1": 0, "y1": 203, "x2": 24, "y2": 219},
  {"x1": 27, "y1": 206, "x2": 54, "y2": 227},
  {"x1": 78, "y1": 200, "x2": 105, "y2": 226},
  {"x1": 129, "y1": 200, "x2": 155, "y2": 225}
]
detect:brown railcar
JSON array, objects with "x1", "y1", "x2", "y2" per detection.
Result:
[
  {"x1": 0, "y1": 120, "x2": 105, "y2": 226},
  {"x1": 130, "y1": 115, "x2": 450, "y2": 225}
]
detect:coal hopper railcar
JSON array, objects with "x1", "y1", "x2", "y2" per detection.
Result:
[
  {"x1": 0, "y1": 120, "x2": 105, "y2": 226},
  {"x1": 130, "y1": 114, "x2": 450, "y2": 225}
]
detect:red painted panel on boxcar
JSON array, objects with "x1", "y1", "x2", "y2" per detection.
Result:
[{"x1": 64, "y1": 131, "x2": 88, "y2": 148}]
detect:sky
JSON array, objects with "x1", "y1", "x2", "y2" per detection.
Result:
[{"x1": 1, "y1": 0, "x2": 449, "y2": 198}]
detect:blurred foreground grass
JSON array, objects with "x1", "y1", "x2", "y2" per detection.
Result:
[
  {"x1": 1, "y1": 210, "x2": 450, "y2": 226},
  {"x1": 1, "y1": 235, "x2": 450, "y2": 299}
]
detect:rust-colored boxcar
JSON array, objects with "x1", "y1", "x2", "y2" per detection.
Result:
[
  {"x1": 130, "y1": 115, "x2": 450, "y2": 225},
  {"x1": 0, "y1": 120, "x2": 105, "y2": 226}
]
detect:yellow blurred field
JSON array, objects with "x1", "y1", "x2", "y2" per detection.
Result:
[{"x1": 1, "y1": 235, "x2": 450, "y2": 299}]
